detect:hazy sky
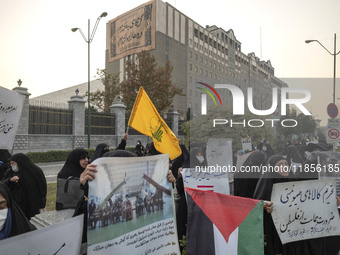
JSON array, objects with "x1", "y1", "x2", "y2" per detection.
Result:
[{"x1": 1, "y1": 0, "x2": 340, "y2": 121}]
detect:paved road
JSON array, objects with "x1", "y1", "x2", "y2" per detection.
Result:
[{"x1": 36, "y1": 161, "x2": 64, "y2": 183}]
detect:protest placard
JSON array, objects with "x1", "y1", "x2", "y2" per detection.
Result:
[
  {"x1": 0, "y1": 215, "x2": 83, "y2": 255},
  {"x1": 87, "y1": 154, "x2": 180, "y2": 255},
  {"x1": 0, "y1": 86, "x2": 25, "y2": 150},
  {"x1": 271, "y1": 179, "x2": 340, "y2": 244}
]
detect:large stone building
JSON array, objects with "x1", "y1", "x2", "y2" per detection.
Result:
[{"x1": 105, "y1": 0, "x2": 287, "y2": 118}]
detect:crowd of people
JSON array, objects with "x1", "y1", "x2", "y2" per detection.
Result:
[{"x1": 1, "y1": 134, "x2": 340, "y2": 255}]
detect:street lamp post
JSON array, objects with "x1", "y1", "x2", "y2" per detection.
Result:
[
  {"x1": 305, "y1": 34, "x2": 340, "y2": 104},
  {"x1": 71, "y1": 12, "x2": 108, "y2": 149}
]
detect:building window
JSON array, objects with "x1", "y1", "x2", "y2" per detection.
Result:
[
  {"x1": 195, "y1": 54, "x2": 198, "y2": 60},
  {"x1": 189, "y1": 64, "x2": 192, "y2": 71},
  {"x1": 189, "y1": 51, "x2": 192, "y2": 58},
  {"x1": 194, "y1": 28, "x2": 198, "y2": 37},
  {"x1": 195, "y1": 66, "x2": 198, "y2": 72}
]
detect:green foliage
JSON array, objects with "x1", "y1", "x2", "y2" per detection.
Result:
[
  {"x1": 184, "y1": 106, "x2": 274, "y2": 150},
  {"x1": 276, "y1": 108, "x2": 316, "y2": 138},
  {"x1": 85, "y1": 69, "x2": 120, "y2": 112},
  {"x1": 120, "y1": 51, "x2": 184, "y2": 114},
  {"x1": 179, "y1": 235, "x2": 186, "y2": 255},
  {"x1": 26, "y1": 147, "x2": 136, "y2": 163}
]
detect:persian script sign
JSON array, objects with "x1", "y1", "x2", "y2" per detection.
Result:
[
  {"x1": 271, "y1": 180, "x2": 340, "y2": 244},
  {"x1": 108, "y1": 0, "x2": 156, "y2": 62}
]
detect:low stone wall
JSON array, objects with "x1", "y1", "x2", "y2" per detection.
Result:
[{"x1": 13, "y1": 134, "x2": 152, "y2": 154}]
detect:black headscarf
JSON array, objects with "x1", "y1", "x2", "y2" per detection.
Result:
[
  {"x1": 183, "y1": 147, "x2": 207, "y2": 168},
  {"x1": 0, "y1": 150, "x2": 11, "y2": 180},
  {"x1": 5, "y1": 153, "x2": 47, "y2": 220},
  {"x1": 254, "y1": 155, "x2": 294, "y2": 201},
  {"x1": 170, "y1": 144, "x2": 189, "y2": 179},
  {"x1": 91, "y1": 143, "x2": 109, "y2": 162},
  {"x1": 58, "y1": 148, "x2": 89, "y2": 179},
  {"x1": 234, "y1": 150, "x2": 266, "y2": 198},
  {"x1": 286, "y1": 145, "x2": 304, "y2": 164},
  {"x1": 0, "y1": 182, "x2": 36, "y2": 239}
]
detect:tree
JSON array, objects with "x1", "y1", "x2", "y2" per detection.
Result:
[
  {"x1": 120, "y1": 51, "x2": 184, "y2": 114},
  {"x1": 85, "y1": 69, "x2": 120, "y2": 112},
  {"x1": 276, "y1": 108, "x2": 316, "y2": 138},
  {"x1": 182, "y1": 106, "x2": 275, "y2": 150}
]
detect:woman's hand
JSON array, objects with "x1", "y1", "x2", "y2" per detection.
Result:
[
  {"x1": 167, "y1": 170, "x2": 176, "y2": 184},
  {"x1": 10, "y1": 176, "x2": 19, "y2": 183},
  {"x1": 80, "y1": 164, "x2": 98, "y2": 185},
  {"x1": 263, "y1": 201, "x2": 273, "y2": 214}
]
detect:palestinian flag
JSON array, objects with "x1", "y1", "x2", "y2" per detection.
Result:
[{"x1": 185, "y1": 188, "x2": 264, "y2": 255}]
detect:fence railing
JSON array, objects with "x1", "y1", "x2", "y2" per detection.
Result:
[
  {"x1": 85, "y1": 111, "x2": 115, "y2": 135},
  {"x1": 29, "y1": 105, "x2": 73, "y2": 134}
]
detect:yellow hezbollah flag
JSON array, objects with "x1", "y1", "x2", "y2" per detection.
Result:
[{"x1": 128, "y1": 87, "x2": 182, "y2": 160}]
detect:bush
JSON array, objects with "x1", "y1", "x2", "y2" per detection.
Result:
[{"x1": 26, "y1": 147, "x2": 136, "y2": 163}]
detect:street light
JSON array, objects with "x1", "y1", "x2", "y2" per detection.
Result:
[
  {"x1": 71, "y1": 12, "x2": 107, "y2": 149},
  {"x1": 305, "y1": 34, "x2": 340, "y2": 104}
]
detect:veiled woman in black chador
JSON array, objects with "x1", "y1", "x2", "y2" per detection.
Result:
[
  {"x1": 234, "y1": 150, "x2": 266, "y2": 198},
  {"x1": 2, "y1": 153, "x2": 47, "y2": 220},
  {"x1": 253, "y1": 155, "x2": 296, "y2": 255},
  {"x1": 0, "y1": 182, "x2": 36, "y2": 240},
  {"x1": 57, "y1": 148, "x2": 89, "y2": 179}
]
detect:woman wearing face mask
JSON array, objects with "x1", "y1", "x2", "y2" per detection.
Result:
[
  {"x1": 0, "y1": 182, "x2": 36, "y2": 240},
  {"x1": 2, "y1": 153, "x2": 47, "y2": 220}
]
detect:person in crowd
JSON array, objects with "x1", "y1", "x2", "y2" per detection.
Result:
[
  {"x1": 144, "y1": 142, "x2": 161, "y2": 156},
  {"x1": 253, "y1": 155, "x2": 296, "y2": 255},
  {"x1": 0, "y1": 182, "x2": 36, "y2": 240},
  {"x1": 91, "y1": 143, "x2": 109, "y2": 163},
  {"x1": 74, "y1": 149, "x2": 137, "y2": 253},
  {"x1": 234, "y1": 150, "x2": 266, "y2": 198},
  {"x1": 134, "y1": 140, "x2": 145, "y2": 156},
  {"x1": 257, "y1": 138, "x2": 275, "y2": 160},
  {"x1": 2, "y1": 153, "x2": 47, "y2": 220},
  {"x1": 167, "y1": 146, "x2": 206, "y2": 248},
  {"x1": 90, "y1": 133, "x2": 129, "y2": 163},
  {"x1": 285, "y1": 144, "x2": 304, "y2": 174},
  {"x1": 295, "y1": 141, "x2": 330, "y2": 180},
  {"x1": 281, "y1": 140, "x2": 292, "y2": 156},
  {"x1": 57, "y1": 148, "x2": 89, "y2": 179},
  {"x1": 0, "y1": 150, "x2": 11, "y2": 180}
]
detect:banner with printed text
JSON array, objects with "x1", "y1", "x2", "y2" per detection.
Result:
[
  {"x1": 271, "y1": 179, "x2": 340, "y2": 244},
  {"x1": 87, "y1": 154, "x2": 180, "y2": 255},
  {"x1": 0, "y1": 86, "x2": 25, "y2": 150}
]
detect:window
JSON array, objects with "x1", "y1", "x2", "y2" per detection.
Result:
[{"x1": 194, "y1": 28, "x2": 198, "y2": 37}]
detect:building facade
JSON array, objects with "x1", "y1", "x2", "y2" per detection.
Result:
[{"x1": 105, "y1": 0, "x2": 287, "y2": 118}]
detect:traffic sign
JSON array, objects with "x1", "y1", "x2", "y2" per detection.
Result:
[
  {"x1": 328, "y1": 128, "x2": 340, "y2": 139},
  {"x1": 327, "y1": 103, "x2": 338, "y2": 119}
]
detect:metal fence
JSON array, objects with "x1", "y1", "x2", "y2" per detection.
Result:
[
  {"x1": 85, "y1": 111, "x2": 115, "y2": 135},
  {"x1": 29, "y1": 104, "x2": 73, "y2": 134}
]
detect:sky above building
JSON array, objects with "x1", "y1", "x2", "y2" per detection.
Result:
[{"x1": 1, "y1": 0, "x2": 339, "y2": 124}]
